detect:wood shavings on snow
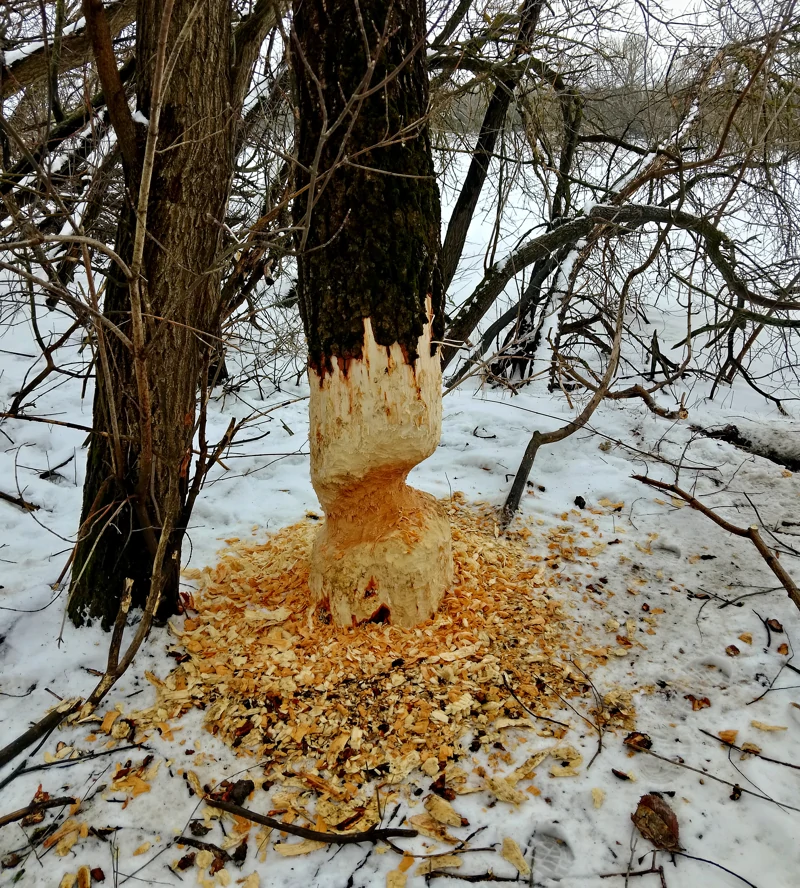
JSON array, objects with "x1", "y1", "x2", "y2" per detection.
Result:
[{"x1": 134, "y1": 495, "x2": 630, "y2": 790}]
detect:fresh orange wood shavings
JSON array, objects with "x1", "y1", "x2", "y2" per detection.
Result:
[{"x1": 139, "y1": 495, "x2": 623, "y2": 783}]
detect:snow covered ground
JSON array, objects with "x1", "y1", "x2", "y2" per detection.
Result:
[
  {"x1": 2, "y1": 152, "x2": 800, "y2": 886},
  {"x1": 1, "y1": 299, "x2": 799, "y2": 887}
]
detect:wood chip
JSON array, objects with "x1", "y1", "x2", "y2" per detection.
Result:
[
  {"x1": 408, "y1": 814, "x2": 459, "y2": 844},
  {"x1": 127, "y1": 498, "x2": 638, "y2": 804},
  {"x1": 486, "y1": 777, "x2": 527, "y2": 805},
  {"x1": 751, "y1": 721, "x2": 787, "y2": 732},
  {"x1": 424, "y1": 794, "x2": 466, "y2": 827},
  {"x1": 415, "y1": 855, "x2": 463, "y2": 875},
  {"x1": 549, "y1": 746, "x2": 583, "y2": 777},
  {"x1": 510, "y1": 749, "x2": 551, "y2": 785},
  {"x1": 101, "y1": 710, "x2": 121, "y2": 734},
  {"x1": 274, "y1": 840, "x2": 326, "y2": 857},
  {"x1": 500, "y1": 837, "x2": 530, "y2": 875}
]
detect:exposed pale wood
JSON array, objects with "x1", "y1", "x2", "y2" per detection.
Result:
[{"x1": 308, "y1": 310, "x2": 452, "y2": 627}]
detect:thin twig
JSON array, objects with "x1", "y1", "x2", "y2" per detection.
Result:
[
  {"x1": 633, "y1": 476, "x2": 800, "y2": 613},
  {"x1": 501, "y1": 673, "x2": 569, "y2": 728},
  {"x1": 205, "y1": 798, "x2": 418, "y2": 845},
  {"x1": 635, "y1": 748, "x2": 800, "y2": 813},
  {"x1": 173, "y1": 836, "x2": 230, "y2": 860},
  {"x1": 699, "y1": 729, "x2": 800, "y2": 770},
  {"x1": 674, "y1": 851, "x2": 759, "y2": 888}
]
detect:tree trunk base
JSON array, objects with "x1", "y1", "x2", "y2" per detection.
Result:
[{"x1": 311, "y1": 484, "x2": 451, "y2": 627}]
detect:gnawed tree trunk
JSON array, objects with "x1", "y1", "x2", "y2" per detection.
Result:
[{"x1": 292, "y1": 0, "x2": 452, "y2": 627}]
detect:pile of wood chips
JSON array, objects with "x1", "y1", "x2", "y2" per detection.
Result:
[{"x1": 138, "y1": 494, "x2": 632, "y2": 788}]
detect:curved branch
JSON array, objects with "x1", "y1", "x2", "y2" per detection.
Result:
[
  {"x1": 633, "y1": 475, "x2": 800, "y2": 614},
  {"x1": 0, "y1": 57, "x2": 136, "y2": 222},
  {"x1": 442, "y1": 203, "x2": 800, "y2": 370},
  {"x1": 1, "y1": 0, "x2": 135, "y2": 99},
  {"x1": 231, "y1": 0, "x2": 289, "y2": 109},
  {"x1": 439, "y1": 0, "x2": 546, "y2": 293},
  {"x1": 206, "y1": 798, "x2": 418, "y2": 845},
  {"x1": 81, "y1": 0, "x2": 139, "y2": 176}
]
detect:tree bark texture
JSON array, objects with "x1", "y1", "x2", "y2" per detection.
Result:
[
  {"x1": 292, "y1": 0, "x2": 452, "y2": 627},
  {"x1": 69, "y1": 0, "x2": 233, "y2": 627}
]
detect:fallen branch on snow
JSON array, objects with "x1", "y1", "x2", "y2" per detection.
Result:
[
  {"x1": 205, "y1": 798, "x2": 419, "y2": 845},
  {"x1": 0, "y1": 489, "x2": 40, "y2": 511},
  {"x1": 205, "y1": 797, "x2": 418, "y2": 845},
  {"x1": 699, "y1": 728, "x2": 800, "y2": 771},
  {"x1": 0, "y1": 795, "x2": 76, "y2": 829},
  {"x1": 632, "y1": 475, "x2": 800, "y2": 614}
]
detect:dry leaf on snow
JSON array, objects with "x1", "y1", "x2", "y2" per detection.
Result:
[
  {"x1": 684, "y1": 694, "x2": 711, "y2": 711},
  {"x1": 623, "y1": 732, "x2": 652, "y2": 751},
  {"x1": 631, "y1": 794, "x2": 681, "y2": 852}
]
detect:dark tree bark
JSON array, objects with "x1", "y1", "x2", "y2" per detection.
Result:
[
  {"x1": 69, "y1": 0, "x2": 234, "y2": 627},
  {"x1": 292, "y1": 0, "x2": 444, "y2": 372},
  {"x1": 291, "y1": 0, "x2": 452, "y2": 627}
]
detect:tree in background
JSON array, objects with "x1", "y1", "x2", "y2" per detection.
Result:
[{"x1": 67, "y1": 0, "x2": 277, "y2": 627}]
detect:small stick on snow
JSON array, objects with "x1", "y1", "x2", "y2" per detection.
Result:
[
  {"x1": 205, "y1": 798, "x2": 418, "y2": 845},
  {"x1": 635, "y1": 748, "x2": 800, "y2": 813},
  {"x1": 0, "y1": 697, "x2": 81, "y2": 771},
  {"x1": 502, "y1": 673, "x2": 569, "y2": 728},
  {"x1": 0, "y1": 796, "x2": 75, "y2": 830},
  {"x1": 0, "y1": 490, "x2": 40, "y2": 511},
  {"x1": 698, "y1": 729, "x2": 800, "y2": 770}
]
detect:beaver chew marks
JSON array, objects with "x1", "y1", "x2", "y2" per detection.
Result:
[{"x1": 308, "y1": 306, "x2": 452, "y2": 627}]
